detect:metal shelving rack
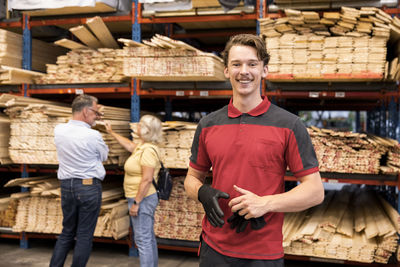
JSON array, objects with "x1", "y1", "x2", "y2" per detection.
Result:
[{"x1": 1, "y1": 0, "x2": 400, "y2": 264}]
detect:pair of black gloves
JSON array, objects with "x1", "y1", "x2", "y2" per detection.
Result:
[{"x1": 198, "y1": 184, "x2": 266, "y2": 233}]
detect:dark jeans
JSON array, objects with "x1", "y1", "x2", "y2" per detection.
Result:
[
  {"x1": 199, "y1": 240, "x2": 284, "y2": 267},
  {"x1": 50, "y1": 178, "x2": 102, "y2": 267}
]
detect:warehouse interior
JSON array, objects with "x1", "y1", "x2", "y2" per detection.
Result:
[{"x1": 1, "y1": 0, "x2": 400, "y2": 266}]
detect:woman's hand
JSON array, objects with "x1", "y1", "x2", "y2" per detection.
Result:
[
  {"x1": 129, "y1": 203, "x2": 139, "y2": 216},
  {"x1": 104, "y1": 122, "x2": 113, "y2": 134}
]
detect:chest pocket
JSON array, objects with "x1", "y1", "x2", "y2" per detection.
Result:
[{"x1": 248, "y1": 139, "x2": 284, "y2": 170}]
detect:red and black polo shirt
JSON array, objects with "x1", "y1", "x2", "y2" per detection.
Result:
[{"x1": 189, "y1": 96, "x2": 319, "y2": 260}]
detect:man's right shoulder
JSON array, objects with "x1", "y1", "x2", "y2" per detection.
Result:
[{"x1": 198, "y1": 105, "x2": 228, "y2": 128}]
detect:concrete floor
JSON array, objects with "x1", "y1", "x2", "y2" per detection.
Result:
[{"x1": 0, "y1": 238, "x2": 371, "y2": 267}]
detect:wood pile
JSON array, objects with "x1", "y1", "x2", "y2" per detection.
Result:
[
  {"x1": 33, "y1": 48, "x2": 128, "y2": 84},
  {"x1": 7, "y1": 176, "x2": 129, "y2": 239},
  {"x1": 308, "y1": 126, "x2": 400, "y2": 174},
  {"x1": 0, "y1": 28, "x2": 67, "y2": 72},
  {"x1": 283, "y1": 186, "x2": 399, "y2": 263},
  {"x1": 159, "y1": 121, "x2": 196, "y2": 169},
  {"x1": 0, "y1": 66, "x2": 44, "y2": 84},
  {"x1": 260, "y1": 7, "x2": 393, "y2": 81},
  {"x1": 154, "y1": 176, "x2": 204, "y2": 241},
  {"x1": 122, "y1": 34, "x2": 226, "y2": 81},
  {"x1": 0, "y1": 196, "x2": 18, "y2": 227},
  {"x1": 0, "y1": 94, "x2": 131, "y2": 166},
  {"x1": 0, "y1": 113, "x2": 11, "y2": 164}
]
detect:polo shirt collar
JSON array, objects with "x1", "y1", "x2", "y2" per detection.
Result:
[
  {"x1": 69, "y1": 119, "x2": 91, "y2": 128},
  {"x1": 228, "y1": 96, "x2": 271, "y2": 118}
]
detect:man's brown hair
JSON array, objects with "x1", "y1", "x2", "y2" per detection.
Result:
[{"x1": 221, "y1": 34, "x2": 270, "y2": 67}]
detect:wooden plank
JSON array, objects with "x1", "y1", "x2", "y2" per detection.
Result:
[
  {"x1": 23, "y1": 2, "x2": 116, "y2": 17},
  {"x1": 85, "y1": 16, "x2": 119, "y2": 49},
  {"x1": 69, "y1": 25, "x2": 102, "y2": 49},
  {"x1": 54, "y1": 38, "x2": 88, "y2": 50},
  {"x1": 117, "y1": 38, "x2": 147, "y2": 47}
]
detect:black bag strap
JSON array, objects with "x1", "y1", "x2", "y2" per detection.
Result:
[{"x1": 143, "y1": 146, "x2": 164, "y2": 190}]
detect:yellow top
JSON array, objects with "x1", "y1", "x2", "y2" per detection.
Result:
[{"x1": 123, "y1": 142, "x2": 161, "y2": 198}]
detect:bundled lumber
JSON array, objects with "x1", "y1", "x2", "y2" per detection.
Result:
[
  {"x1": 122, "y1": 34, "x2": 226, "y2": 81},
  {"x1": 9, "y1": 178, "x2": 128, "y2": 239},
  {"x1": 0, "y1": 196, "x2": 18, "y2": 227},
  {"x1": 159, "y1": 121, "x2": 196, "y2": 169},
  {"x1": 0, "y1": 28, "x2": 67, "y2": 72},
  {"x1": 284, "y1": 186, "x2": 399, "y2": 264},
  {"x1": 0, "y1": 113, "x2": 11, "y2": 164},
  {"x1": 0, "y1": 66, "x2": 44, "y2": 84},
  {"x1": 34, "y1": 48, "x2": 128, "y2": 84},
  {"x1": 154, "y1": 176, "x2": 204, "y2": 241},
  {"x1": 308, "y1": 126, "x2": 400, "y2": 174},
  {"x1": 260, "y1": 7, "x2": 392, "y2": 81},
  {"x1": 1, "y1": 94, "x2": 131, "y2": 165}
]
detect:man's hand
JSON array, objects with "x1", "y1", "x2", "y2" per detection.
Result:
[
  {"x1": 228, "y1": 185, "x2": 270, "y2": 219},
  {"x1": 198, "y1": 185, "x2": 230, "y2": 227}
]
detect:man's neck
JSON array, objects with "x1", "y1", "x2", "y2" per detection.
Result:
[{"x1": 232, "y1": 93, "x2": 263, "y2": 114}]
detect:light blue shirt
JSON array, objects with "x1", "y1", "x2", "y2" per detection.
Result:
[{"x1": 54, "y1": 120, "x2": 109, "y2": 180}]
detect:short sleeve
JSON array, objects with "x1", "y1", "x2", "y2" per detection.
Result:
[
  {"x1": 140, "y1": 147, "x2": 158, "y2": 168},
  {"x1": 286, "y1": 119, "x2": 319, "y2": 178}
]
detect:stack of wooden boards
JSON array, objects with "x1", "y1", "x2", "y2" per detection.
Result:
[
  {"x1": 0, "y1": 94, "x2": 131, "y2": 166},
  {"x1": 142, "y1": 0, "x2": 254, "y2": 17},
  {"x1": 284, "y1": 186, "x2": 399, "y2": 264},
  {"x1": 121, "y1": 34, "x2": 226, "y2": 81},
  {"x1": 158, "y1": 121, "x2": 196, "y2": 169},
  {"x1": 0, "y1": 66, "x2": 44, "y2": 85},
  {"x1": 154, "y1": 176, "x2": 204, "y2": 241},
  {"x1": 0, "y1": 113, "x2": 11, "y2": 164},
  {"x1": 0, "y1": 28, "x2": 67, "y2": 73},
  {"x1": 6, "y1": 176, "x2": 129, "y2": 239},
  {"x1": 260, "y1": 7, "x2": 392, "y2": 81},
  {"x1": 308, "y1": 126, "x2": 400, "y2": 174},
  {"x1": 35, "y1": 15, "x2": 225, "y2": 84},
  {"x1": 0, "y1": 195, "x2": 18, "y2": 227}
]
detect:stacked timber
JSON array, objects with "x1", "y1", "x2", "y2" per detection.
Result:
[
  {"x1": 283, "y1": 187, "x2": 399, "y2": 264},
  {"x1": 154, "y1": 176, "x2": 204, "y2": 241},
  {"x1": 0, "y1": 94, "x2": 131, "y2": 165},
  {"x1": 308, "y1": 126, "x2": 400, "y2": 174},
  {"x1": 0, "y1": 28, "x2": 67, "y2": 72},
  {"x1": 7, "y1": 176, "x2": 129, "y2": 239},
  {"x1": 33, "y1": 48, "x2": 127, "y2": 84},
  {"x1": 34, "y1": 16, "x2": 127, "y2": 84},
  {"x1": 122, "y1": 34, "x2": 226, "y2": 81},
  {"x1": 260, "y1": 7, "x2": 393, "y2": 81},
  {"x1": 159, "y1": 121, "x2": 196, "y2": 169},
  {"x1": 0, "y1": 66, "x2": 44, "y2": 84},
  {"x1": 0, "y1": 113, "x2": 11, "y2": 164},
  {"x1": 0, "y1": 196, "x2": 18, "y2": 227}
]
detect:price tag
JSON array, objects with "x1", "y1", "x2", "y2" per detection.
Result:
[
  {"x1": 75, "y1": 89, "x2": 84, "y2": 95},
  {"x1": 309, "y1": 92, "x2": 320, "y2": 98},
  {"x1": 200, "y1": 91, "x2": 209, "y2": 96},
  {"x1": 176, "y1": 91, "x2": 184, "y2": 96},
  {"x1": 335, "y1": 92, "x2": 345, "y2": 98}
]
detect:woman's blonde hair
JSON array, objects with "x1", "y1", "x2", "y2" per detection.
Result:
[{"x1": 139, "y1": 115, "x2": 162, "y2": 143}]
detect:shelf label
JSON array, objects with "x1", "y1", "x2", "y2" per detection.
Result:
[
  {"x1": 75, "y1": 89, "x2": 84, "y2": 95},
  {"x1": 309, "y1": 92, "x2": 320, "y2": 98},
  {"x1": 335, "y1": 92, "x2": 345, "y2": 98},
  {"x1": 327, "y1": 179, "x2": 339, "y2": 183},
  {"x1": 200, "y1": 91, "x2": 209, "y2": 96},
  {"x1": 176, "y1": 91, "x2": 184, "y2": 96}
]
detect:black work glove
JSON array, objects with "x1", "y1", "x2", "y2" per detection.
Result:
[
  {"x1": 198, "y1": 184, "x2": 230, "y2": 227},
  {"x1": 228, "y1": 212, "x2": 267, "y2": 233},
  {"x1": 227, "y1": 212, "x2": 249, "y2": 233}
]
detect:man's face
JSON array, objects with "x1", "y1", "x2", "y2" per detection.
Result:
[
  {"x1": 85, "y1": 102, "x2": 101, "y2": 126},
  {"x1": 224, "y1": 45, "x2": 268, "y2": 97}
]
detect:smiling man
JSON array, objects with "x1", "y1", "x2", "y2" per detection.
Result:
[{"x1": 184, "y1": 34, "x2": 324, "y2": 266}]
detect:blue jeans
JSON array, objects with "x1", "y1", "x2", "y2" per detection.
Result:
[
  {"x1": 50, "y1": 178, "x2": 102, "y2": 267},
  {"x1": 128, "y1": 193, "x2": 159, "y2": 267}
]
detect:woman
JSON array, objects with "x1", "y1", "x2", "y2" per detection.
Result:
[{"x1": 105, "y1": 114, "x2": 162, "y2": 267}]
